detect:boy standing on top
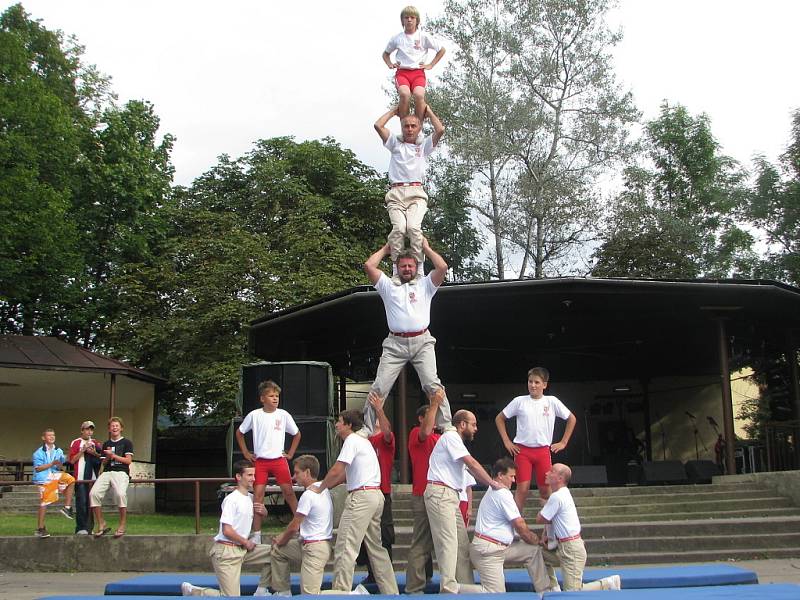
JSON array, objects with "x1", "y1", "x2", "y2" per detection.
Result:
[
  {"x1": 236, "y1": 380, "x2": 302, "y2": 543},
  {"x1": 383, "y1": 5, "x2": 445, "y2": 123},
  {"x1": 32, "y1": 428, "x2": 76, "y2": 538},
  {"x1": 495, "y1": 367, "x2": 577, "y2": 513}
]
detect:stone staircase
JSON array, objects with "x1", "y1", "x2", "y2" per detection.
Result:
[
  {"x1": 385, "y1": 480, "x2": 800, "y2": 568},
  {"x1": 0, "y1": 483, "x2": 118, "y2": 512}
]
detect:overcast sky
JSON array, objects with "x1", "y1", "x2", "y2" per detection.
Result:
[{"x1": 7, "y1": 0, "x2": 800, "y2": 187}]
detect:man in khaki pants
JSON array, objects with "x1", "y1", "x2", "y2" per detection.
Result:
[
  {"x1": 461, "y1": 458, "x2": 549, "y2": 593},
  {"x1": 313, "y1": 410, "x2": 399, "y2": 595},
  {"x1": 424, "y1": 410, "x2": 500, "y2": 594},
  {"x1": 256, "y1": 455, "x2": 333, "y2": 596},
  {"x1": 181, "y1": 461, "x2": 272, "y2": 597},
  {"x1": 537, "y1": 463, "x2": 621, "y2": 592}
]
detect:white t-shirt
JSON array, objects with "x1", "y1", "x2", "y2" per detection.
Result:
[
  {"x1": 214, "y1": 488, "x2": 253, "y2": 543},
  {"x1": 459, "y1": 469, "x2": 476, "y2": 503},
  {"x1": 502, "y1": 395, "x2": 572, "y2": 447},
  {"x1": 337, "y1": 432, "x2": 381, "y2": 490},
  {"x1": 296, "y1": 482, "x2": 333, "y2": 541},
  {"x1": 427, "y1": 431, "x2": 470, "y2": 490},
  {"x1": 475, "y1": 486, "x2": 520, "y2": 545},
  {"x1": 384, "y1": 30, "x2": 442, "y2": 70},
  {"x1": 239, "y1": 408, "x2": 299, "y2": 459},
  {"x1": 375, "y1": 272, "x2": 437, "y2": 333},
  {"x1": 539, "y1": 486, "x2": 581, "y2": 541},
  {"x1": 385, "y1": 134, "x2": 436, "y2": 184}
]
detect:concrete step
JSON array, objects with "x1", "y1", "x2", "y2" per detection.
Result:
[{"x1": 587, "y1": 547, "x2": 800, "y2": 566}]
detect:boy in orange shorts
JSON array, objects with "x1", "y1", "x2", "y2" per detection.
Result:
[
  {"x1": 495, "y1": 367, "x2": 577, "y2": 523},
  {"x1": 383, "y1": 5, "x2": 445, "y2": 123},
  {"x1": 32, "y1": 428, "x2": 76, "y2": 537},
  {"x1": 236, "y1": 379, "x2": 301, "y2": 543}
]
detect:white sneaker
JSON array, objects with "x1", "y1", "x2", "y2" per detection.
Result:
[
  {"x1": 253, "y1": 586, "x2": 271, "y2": 596},
  {"x1": 249, "y1": 531, "x2": 262, "y2": 544},
  {"x1": 351, "y1": 584, "x2": 370, "y2": 595},
  {"x1": 603, "y1": 575, "x2": 621, "y2": 590},
  {"x1": 274, "y1": 592, "x2": 292, "y2": 597},
  {"x1": 181, "y1": 582, "x2": 201, "y2": 596}
]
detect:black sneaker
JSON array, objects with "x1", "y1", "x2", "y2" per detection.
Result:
[
  {"x1": 60, "y1": 506, "x2": 75, "y2": 519},
  {"x1": 35, "y1": 527, "x2": 50, "y2": 538}
]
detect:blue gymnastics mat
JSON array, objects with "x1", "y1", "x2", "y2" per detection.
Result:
[
  {"x1": 102, "y1": 564, "x2": 757, "y2": 595},
  {"x1": 38, "y1": 583, "x2": 800, "y2": 600}
]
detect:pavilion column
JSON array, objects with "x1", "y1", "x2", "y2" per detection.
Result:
[
  {"x1": 338, "y1": 374, "x2": 347, "y2": 413},
  {"x1": 715, "y1": 319, "x2": 736, "y2": 475},
  {"x1": 787, "y1": 334, "x2": 800, "y2": 465},
  {"x1": 108, "y1": 373, "x2": 117, "y2": 420},
  {"x1": 640, "y1": 377, "x2": 652, "y2": 462},
  {"x1": 397, "y1": 366, "x2": 409, "y2": 484}
]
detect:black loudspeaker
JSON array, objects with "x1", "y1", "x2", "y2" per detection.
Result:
[
  {"x1": 570, "y1": 465, "x2": 608, "y2": 487},
  {"x1": 685, "y1": 460, "x2": 721, "y2": 483},
  {"x1": 641, "y1": 460, "x2": 689, "y2": 485},
  {"x1": 241, "y1": 362, "x2": 332, "y2": 417}
]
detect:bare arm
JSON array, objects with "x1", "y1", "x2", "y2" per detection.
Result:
[
  {"x1": 374, "y1": 107, "x2": 398, "y2": 144},
  {"x1": 535, "y1": 512, "x2": 551, "y2": 525},
  {"x1": 104, "y1": 451, "x2": 133, "y2": 465},
  {"x1": 512, "y1": 517, "x2": 540, "y2": 545},
  {"x1": 465, "y1": 486, "x2": 473, "y2": 528},
  {"x1": 235, "y1": 429, "x2": 254, "y2": 463},
  {"x1": 418, "y1": 389, "x2": 443, "y2": 441},
  {"x1": 495, "y1": 412, "x2": 520, "y2": 457},
  {"x1": 284, "y1": 431, "x2": 301, "y2": 460},
  {"x1": 222, "y1": 522, "x2": 255, "y2": 550},
  {"x1": 422, "y1": 47, "x2": 445, "y2": 70},
  {"x1": 364, "y1": 243, "x2": 391, "y2": 285},
  {"x1": 382, "y1": 50, "x2": 398, "y2": 69},
  {"x1": 369, "y1": 392, "x2": 393, "y2": 443},
  {"x1": 551, "y1": 413, "x2": 577, "y2": 454},
  {"x1": 273, "y1": 511, "x2": 305, "y2": 546},
  {"x1": 313, "y1": 461, "x2": 347, "y2": 493},
  {"x1": 425, "y1": 105, "x2": 445, "y2": 147},
  {"x1": 463, "y1": 455, "x2": 500, "y2": 489},
  {"x1": 422, "y1": 237, "x2": 447, "y2": 287}
]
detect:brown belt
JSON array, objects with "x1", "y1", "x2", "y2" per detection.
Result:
[
  {"x1": 558, "y1": 534, "x2": 582, "y2": 543},
  {"x1": 475, "y1": 532, "x2": 509, "y2": 547},
  {"x1": 391, "y1": 329, "x2": 427, "y2": 338},
  {"x1": 391, "y1": 181, "x2": 423, "y2": 188}
]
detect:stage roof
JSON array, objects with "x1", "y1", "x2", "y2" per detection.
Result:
[{"x1": 249, "y1": 278, "x2": 800, "y2": 384}]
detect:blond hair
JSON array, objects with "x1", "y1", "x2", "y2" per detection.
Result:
[{"x1": 401, "y1": 6, "x2": 421, "y2": 27}]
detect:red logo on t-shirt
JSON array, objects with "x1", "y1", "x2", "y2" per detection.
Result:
[
  {"x1": 415, "y1": 145, "x2": 423, "y2": 157},
  {"x1": 543, "y1": 405, "x2": 550, "y2": 416},
  {"x1": 274, "y1": 418, "x2": 282, "y2": 430},
  {"x1": 409, "y1": 291, "x2": 417, "y2": 303}
]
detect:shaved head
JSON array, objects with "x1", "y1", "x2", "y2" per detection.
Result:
[{"x1": 552, "y1": 463, "x2": 572, "y2": 484}]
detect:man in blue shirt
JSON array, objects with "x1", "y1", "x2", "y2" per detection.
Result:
[{"x1": 32, "y1": 428, "x2": 75, "y2": 537}]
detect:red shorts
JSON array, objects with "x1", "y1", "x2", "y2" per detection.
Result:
[
  {"x1": 254, "y1": 457, "x2": 292, "y2": 486},
  {"x1": 459, "y1": 500, "x2": 469, "y2": 526},
  {"x1": 395, "y1": 68, "x2": 427, "y2": 91},
  {"x1": 514, "y1": 445, "x2": 552, "y2": 487}
]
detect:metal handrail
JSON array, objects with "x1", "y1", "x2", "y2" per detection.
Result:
[{"x1": 0, "y1": 477, "x2": 256, "y2": 534}]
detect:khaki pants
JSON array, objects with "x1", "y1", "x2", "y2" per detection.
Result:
[
  {"x1": 269, "y1": 538, "x2": 331, "y2": 594},
  {"x1": 384, "y1": 185, "x2": 428, "y2": 263},
  {"x1": 327, "y1": 489, "x2": 398, "y2": 594},
  {"x1": 543, "y1": 538, "x2": 587, "y2": 591},
  {"x1": 89, "y1": 471, "x2": 129, "y2": 508},
  {"x1": 365, "y1": 332, "x2": 452, "y2": 435},
  {"x1": 424, "y1": 483, "x2": 464, "y2": 593},
  {"x1": 190, "y1": 542, "x2": 272, "y2": 596},
  {"x1": 464, "y1": 536, "x2": 549, "y2": 593},
  {"x1": 405, "y1": 494, "x2": 472, "y2": 593}
]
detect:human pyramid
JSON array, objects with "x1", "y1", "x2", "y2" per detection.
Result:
[{"x1": 182, "y1": 7, "x2": 621, "y2": 598}]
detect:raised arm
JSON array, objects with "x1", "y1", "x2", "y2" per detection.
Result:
[
  {"x1": 419, "y1": 388, "x2": 444, "y2": 441},
  {"x1": 463, "y1": 455, "x2": 501, "y2": 490},
  {"x1": 422, "y1": 237, "x2": 447, "y2": 287},
  {"x1": 313, "y1": 461, "x2": 347, "y2": 493},
  {"x1": 425, "y1": 105, "x2": 445, "y2": 147},
  {"x1": 368, "y1": 391, "x2": 393, "y2": 443},
  {"x1": 374, "y1": 107, "x2": 398, "y2": 144},
  {"x1": 364, "y1": 243, "x2": 391, "y2": 285}
]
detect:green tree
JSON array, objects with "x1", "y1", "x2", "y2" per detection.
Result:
[
  {"x1": 0, "y1": 3, "x2": 84, "y2": 335},
  {"x1": 108, "y1": 138, "x2": 388, "y2": 421},
  {"x1": 425, "y1": 158, "x2": 491, "y2": 282},
  {"x1": 593, "y1": 103, "x2": 754, "y2": 278},
  {"x1": 746, "y1": 108, "x2": 800, "y2": 286}
]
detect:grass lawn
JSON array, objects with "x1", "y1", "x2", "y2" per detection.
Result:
[{"x1": 0, "y1": 512, "x2": 287, "y2": 537}]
